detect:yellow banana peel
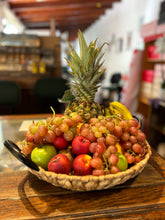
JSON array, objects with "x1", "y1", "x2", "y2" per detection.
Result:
[
  {"x1": 108, "y1": 101, "x2": 132, "y2": 120},
  {"x1": 104, "y1": 107, "x2": 111, "y2": 116},
  {"x1": 76, "y1": 123, "x2": 83, "y2": 135},
  {"x1": 116, "y1": 142, "x2": 123, "y2": 154}
]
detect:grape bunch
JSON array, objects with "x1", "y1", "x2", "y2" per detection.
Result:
[
  {"x1": 79, "y1": 115, "x2": 147, "y2": 175},
  {"x1": 21, "y1": 111, "x2": 148, "y2": 176},
  {"x1": 22, "y1": 112, "x2": 82, "y2": 155}
]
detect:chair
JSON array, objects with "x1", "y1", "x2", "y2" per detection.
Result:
[
  {"x1": 0, "y1": 80, "x2": 21, "y2": 113},
  {"x1": 34, "y1": 76, "x2": 69, "y2": 113},
  {"x1": 102, "y1": 73, "x2": 122, "y2": 102}
]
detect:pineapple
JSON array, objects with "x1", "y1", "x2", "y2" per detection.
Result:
[{"x1": 62, "y1": 30, "x2": 105, "y2": 122}]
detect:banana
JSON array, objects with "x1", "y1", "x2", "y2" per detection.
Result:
[
  {"x1": 110, "y1": 101, "x2": 132, "y2": 120},
  {"x1": 104, "y1": 107, "x2": 111, "y2": 116},
  {"x1": 104, "y1": 101, "x2": 132, "y2": 120}
]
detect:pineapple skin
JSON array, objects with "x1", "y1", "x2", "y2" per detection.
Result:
[{"x1": 64, "y1": 100, "x2": 103, "y2": 122}]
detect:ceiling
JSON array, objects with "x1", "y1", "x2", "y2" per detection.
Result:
[{"x1": 7, "y1": 0, "x2": 121, "y2": 41}]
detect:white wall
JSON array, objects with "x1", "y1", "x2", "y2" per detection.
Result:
[
  {"x1": 0, "y1": 1, "x2": 24, "y2": 34},
  {"x1": 73, "y1": 0, "x2": 163, "y2": 86}
]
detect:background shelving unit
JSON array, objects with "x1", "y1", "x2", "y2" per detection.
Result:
[
  {"x1": 0, "y1": 34, "x2": 62, "y2": 114},
  {"x1": 137, "y1": 36, "x2": 165, "y2": 149}
]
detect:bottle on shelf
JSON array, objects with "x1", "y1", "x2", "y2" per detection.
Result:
[
  {"x1": 39, "y1": 60, "x2": 46, "y2": 74},
  {"x1": 32, "y1": 61, "x2": 38, "y2": 74}
]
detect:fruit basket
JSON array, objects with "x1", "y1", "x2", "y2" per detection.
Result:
[
  {"x1": 4, "y1": 31, "x2": 152, "y2": 192},
  {"x1": 29, "y1": 142, "x2": 151, "y2": 191}
]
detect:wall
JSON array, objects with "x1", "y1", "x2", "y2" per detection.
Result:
[
  {"x1": 73, "y1": 0, "x2": 163, "y2": 86},
  {"x1": 0, "y1": 1, "x2": 24, "y2": 34}
]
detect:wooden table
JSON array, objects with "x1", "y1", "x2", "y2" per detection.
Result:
[{"x1": 0, "y1": 114, "x2": 165, "y2": 219}]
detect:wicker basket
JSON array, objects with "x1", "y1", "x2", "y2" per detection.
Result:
[{"x1": 29, "y1": 142, "x2": 152, "y2": 191}]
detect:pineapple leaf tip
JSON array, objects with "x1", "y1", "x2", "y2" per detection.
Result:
[{"x1": 61, "y1": 89, "x2": 75, "y2": 103}]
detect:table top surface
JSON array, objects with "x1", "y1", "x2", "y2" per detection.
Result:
[{"x1": 0, "y1": 114, "x2": 165, "y2": 220}]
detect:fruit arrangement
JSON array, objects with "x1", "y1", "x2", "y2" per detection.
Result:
[
  {"x1": 21, "y1": 108, "x2": 148, "y2": 176},
  {"x1": 18, "y1": 30, "x2": 151, "y2": 191}
]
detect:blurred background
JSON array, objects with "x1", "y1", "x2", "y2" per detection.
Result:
[{"x1": 0, "y1": 0, "x2": 165, "y2": 154}]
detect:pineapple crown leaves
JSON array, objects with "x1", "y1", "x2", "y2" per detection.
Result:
[{"x1": 62, "y1": 30, "x2": 106, "y2": 103}]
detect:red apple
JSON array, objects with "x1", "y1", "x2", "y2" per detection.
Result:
[
  {"x1": 72, "y1": 154, "x2": 93, "y2": 175},
  {"x1": 72, "y1": 136, "x2": 91, "y2": 155},
  {"x1": 48, "y1": 154, "x2": 71, "y2": 174},
  {"x1": 53, "y1": 135, "x2": 69, "y2": 150}
]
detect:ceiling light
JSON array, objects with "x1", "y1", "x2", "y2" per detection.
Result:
[{"x1": 96, "y1": 2, "x2": 102, "y2": 8}]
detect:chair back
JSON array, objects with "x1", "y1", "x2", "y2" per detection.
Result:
[
  {"x1": 34, "y1": 77, "x2": 69, "y2": 100},
  {"x1": 0, "y1": 81, "x2": 21, "y2": 107}
]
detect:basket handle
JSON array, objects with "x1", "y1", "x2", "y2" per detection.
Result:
[
  {"x1": 4, "y1": 139, "x2": 39, "y2": 171},
  {"x1": 132, "y1": 115, "x2": 142, "y2": 128}
]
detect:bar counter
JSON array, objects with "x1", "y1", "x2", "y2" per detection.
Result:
[{"x1": 0, "y1": 114, "x2": 165, "y2": 219}]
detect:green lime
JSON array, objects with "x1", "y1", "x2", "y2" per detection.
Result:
[{"x1": 116, "y1": 153, "x2": 128, "y2": 171}]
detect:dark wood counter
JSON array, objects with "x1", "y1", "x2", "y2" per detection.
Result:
[{"x1": 0, "y1": 114, "x2": 165, "y2": 219}]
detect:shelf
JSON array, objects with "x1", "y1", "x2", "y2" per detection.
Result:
[
  {"x1": 0, "y1": 71, "x2": 49, "y2": 76},
  {"x1": 138, "y1": 35, "x2": 165, "y2": 147},
  {"x1": 139, "y1": 97, "x2": 151, "y2": 106},
  {"x1": 147, "y1": 58, "x2": 165, "y2": 63}
]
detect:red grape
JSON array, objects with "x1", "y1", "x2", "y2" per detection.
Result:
[
  {"x1": 103, "y1": 148, "x2": 111, "y2": 158},
  {"x1": 129, "y1": 135, "x2": 137, "y2": 144},
  {"x1": 108, "y1": 154, "x2": 119, "y2": 166},
  {"x1": 91, "y1": 158, "x2": 103, "y2": 169},
  {"x1": 135, "y1": 155, "x2": 142, "y2": 163},
  {"x1": 87, "y1": 132, "x2": 97, "y2": 142},
  {"x1": 63, "y1": 130, "x2": 74, "y2": 141},
  {"x1": 128, "y1": 118, "x2": 138, "y2": 127},
  {"x1": 92, "y1": 169, "x2": 105, "y2": 176},
  {"x1": 136, "y1": 130, "x2": 146, "y2": 142},
  {"x1": 121, "y1": 132, "x2": 130, "y2": 141},
  {"x1": 108, "y1": 145, "x2": 118, "y2": 154},
  {"x1": 63, "y1": 118, "x2": 74, "y2": 127},
  {"x1": 93, "y1": 152, "x2": 102, "y2": 159},
  {"x1": 54, "y1": 127, "x2": 62, "y2": 136},
  {"x1": 110, "y1": 165, "x2": 120, "y2": 174},
  {"x1": 25, "y1": 131, "x2": 34, "y2": 142},
  {"x1": 45, "y1": 130, "x2": 56, "y2": 143},
  {"x1": 119, "y1": 120, "x2": 128, "y2": 129},
  {"x1": 106, "y1": 134, "x2": 116, "y2": 145},
  {"x1": 97, "y1": 137, "x2": 106, "y2": 144},
  {"x1": 129, "y1": 127, "x2": 138, "y2": 135},
  {"x1": 126, "y1": 154, "x2": 135, "y2": 164},
  {"x1": 89, "y1": 142, "x2": 97, "y2": 153},
  {"x1": 59, "y1": 123, "x2": 69, "y2": 133},
  {"x1": 38, "y1": 125, "x2": 48, "y2": 137},
  {"x1": 106, "y1": 121, "x2": 115, "y2": 132},
  {"x1": 114, "y1": 126, "x2": 123, "y2": 137},
  {"x1": 72, "y1": 114, "x2": 82, "y2": 123},
  {"x1": 80, "y1": 128, "x2": 89, "y2": 138},
  {"x1": 132, "y1": 143, "x2": 143, "y2": 154},
  {"x1": 22, "y1": 144, "x2": 33, "y2": 155},
  {"x1": 95, "y1": 143, "x2": 106, "y2": 154},
  {"x1": 122, "y1": 141, "x2": 132, "y2": 150},
  {"x1": 33, "y1": 132, "x2": 43, "y2": 144},
  {"x1": 89, "y1": 117, "x2": 98, "y2": 124}
]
